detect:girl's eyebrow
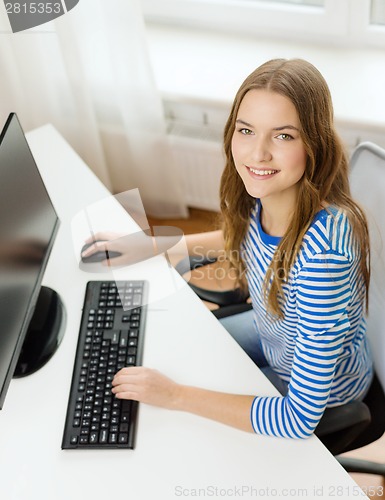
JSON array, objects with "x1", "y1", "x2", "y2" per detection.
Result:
[
  {"x1": 235, "y1": 119, "x2": 300, "y2": 132},
  {"x1": 235, "y1": 119, "x2": 253, "y2": 128},
  {"x1": 273, "y1": 125, "x2": 300, "y2": 132}
]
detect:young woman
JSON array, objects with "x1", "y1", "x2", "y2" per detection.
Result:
[{"x1": 101, "y1": 58, "x2": 374, "y2": 439}]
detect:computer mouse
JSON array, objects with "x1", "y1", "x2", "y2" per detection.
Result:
[{"x1": 81, "y1": 241, "x2": 122, "y2": 263}]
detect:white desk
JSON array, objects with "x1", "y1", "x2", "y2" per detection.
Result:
[{"x1": 0, "y1": 125, "x2": 368, "y2": 499}]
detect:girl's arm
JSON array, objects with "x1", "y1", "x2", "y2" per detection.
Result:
[
  {"x1": 183, "y1": 229, "x2": 225, "y2": 258},
  {"x1": 81, "y1": 229, "x2": 225, "y2": 264},
  {"x1": 111, "y1": 366, "x2": 254, "y2": 433}
]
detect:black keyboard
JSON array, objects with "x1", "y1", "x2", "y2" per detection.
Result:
[{"x1": 62, "y1": 280, "x2": 147, "y2": 450}]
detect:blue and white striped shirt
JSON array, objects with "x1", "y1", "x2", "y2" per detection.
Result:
[{"x1": 244, "y1": 202, "x2": 373, "y2": 438}]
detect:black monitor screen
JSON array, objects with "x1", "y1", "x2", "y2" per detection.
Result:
[{"x1": 0, "y1": 113, "x2": 60, "y2": 409}]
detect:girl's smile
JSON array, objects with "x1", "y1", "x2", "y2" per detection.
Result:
[{"x1": 246, "y1": 167, "x2": 280, "y2": 179}]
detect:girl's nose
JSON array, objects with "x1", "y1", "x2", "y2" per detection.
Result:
[{"x1": 251, "y1": 138, "x2": 272, "y2": 163}]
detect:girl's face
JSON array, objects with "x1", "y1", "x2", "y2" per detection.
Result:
[{"x1": 231, "y1": 89, "x2": 307, "y2": 207}]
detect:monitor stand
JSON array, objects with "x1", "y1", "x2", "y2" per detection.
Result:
[{"x1": 14, "y1": 286, "x2": 66, "y2": 377}]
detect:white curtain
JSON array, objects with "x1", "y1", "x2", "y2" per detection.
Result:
[{"x1": 0, "y1": 0, "x2": 188, "y2": 218}]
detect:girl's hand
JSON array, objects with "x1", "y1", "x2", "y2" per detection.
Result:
[
  {"x1": 81, "y1": 231, "x2": 156, "y2": 267},
  {"x1": 111, "y1": 367, "x2": 181, "y2": 409}
]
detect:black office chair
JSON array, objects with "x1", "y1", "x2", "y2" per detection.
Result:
[
  {"x1": 176, "y1": 142, "x2": 385, "y2": 475},
  {"x1": 175, "y1": 255, "x2": 252, "y2": 319}
]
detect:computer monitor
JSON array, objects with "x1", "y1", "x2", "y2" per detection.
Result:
[{"x1": 0, "y1": 113, "x2": 65, "y2": 410}]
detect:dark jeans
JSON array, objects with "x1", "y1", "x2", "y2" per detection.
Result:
[{"x1": 220, "y1": 310, "x2": 288, "y2": 395}]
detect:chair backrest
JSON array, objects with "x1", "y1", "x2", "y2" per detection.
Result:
[{"x1": 349, "y1": 142, "x2": 385, "y2": 391}]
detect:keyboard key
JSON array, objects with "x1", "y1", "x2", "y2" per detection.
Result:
[
  {"x1": 118, "y1": 433, "x2": 128, "y2": 444},
  {"x1": 119, "y1": 331, "x2": 128, "y2": 347},
  {"x1": 89, "y1": 432, "x2": 98, "y2": 444},
  {"x1": 109, "y1": 433, "x2": 117, "y2": 444},
  {"x1": 120, "y1": 423, "x2": 129, "y2": 433}
]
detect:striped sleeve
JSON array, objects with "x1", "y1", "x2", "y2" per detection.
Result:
[{"x1": 250, "y1": 252, "x2": 351, "y2": 438}]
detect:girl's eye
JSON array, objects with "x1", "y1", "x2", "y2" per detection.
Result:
[
  {"x1": 239, "y1": 128, "x2": 253, "y2": 135},
  {"x1": 277, "y1": 133, "x2": 294, "y2": 141}
]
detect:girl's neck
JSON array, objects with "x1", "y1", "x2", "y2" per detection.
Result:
[
  {"x1": 260, "y1": 197, "x2": 328, "y2": 237},
  {"x1": 259, "y1": 196, "x2": 296, "y2": 237}
]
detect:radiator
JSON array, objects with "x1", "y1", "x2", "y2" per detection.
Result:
[
  {"x1": 169, "y1": 133, "x2": 224, "y2": 212},
  {"x1": 166, "y1": 98, "x2": 229, "y2": 212}
]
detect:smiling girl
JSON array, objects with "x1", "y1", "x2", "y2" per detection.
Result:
[{"x1": 112, "y1": 59, "x2": 373, "y2": 439}]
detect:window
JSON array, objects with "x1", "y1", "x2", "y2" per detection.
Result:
[
  {"x1": 350, "y1": 0, "x2": 385, "y2": 46},
  {"x1": 252, "y1": 0, "x2": 323, "y2": 5},
  {"x1": 142, "y1": 0, "x2": 385, "y2": 47},
  {"x1": 371, "y1": 0, "x2": 385, "y2": 25}
]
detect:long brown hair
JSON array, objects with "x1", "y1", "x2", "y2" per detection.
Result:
[{"x1": 220, "y1": 58, "x2": 370, "y2": 318}]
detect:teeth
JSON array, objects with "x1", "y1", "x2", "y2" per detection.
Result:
[{"x1": 249, "y1": 168, "x2": 277, "y2": 175}]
